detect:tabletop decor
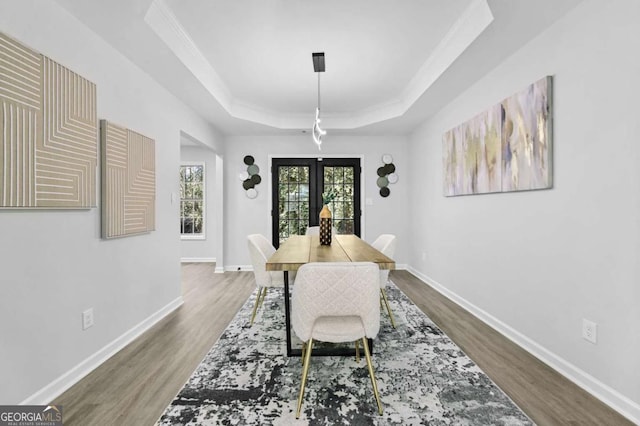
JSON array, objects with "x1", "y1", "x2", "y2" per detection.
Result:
[
  {"x1": 0, "y1": 31, "x2": 97, "y2": 208},
  {"x1": 240, "y1": 155, "x2": 261, "y2": 199},
  {"x1": 377, "y1": 154, "x2": 398, "y2": 198},
  {"x1": 443, "y1": 76, "x2": 552, "y2": 196},
  {"x1": 157, "y1": 281, "x2": 533, "y2": 425},
  {"x1": 319, "y1": 189, "x2": 336, "y2": 245}
]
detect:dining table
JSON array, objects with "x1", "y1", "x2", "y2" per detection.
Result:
[{"x1": 265, "y1": 234, "x2": 395, "y2": 357}]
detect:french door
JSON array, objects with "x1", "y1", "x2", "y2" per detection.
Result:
[{"x1": 271, "y1": 158, "x2": 361, "y2": 247}]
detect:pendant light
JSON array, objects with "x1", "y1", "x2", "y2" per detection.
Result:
[{"x1": 311, "y1": 52, "x2": 326, "y2": 151}]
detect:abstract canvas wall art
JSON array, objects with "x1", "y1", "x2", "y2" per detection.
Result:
[
  {"x1": 501, "y1": 77, "x2": 552, "y2": 191},
  {"x1": 0, "y1": 32, "x2": 97, "y2": 208},
  {"x1": 443, "y1": 76, "x2": 552, "y2": 196},
  {"x1": 101, "y1": 120, "x2": 155, "y2": 239},
  {"x1": 443, "y1": 105, "x2": 502, "y2": 196}
]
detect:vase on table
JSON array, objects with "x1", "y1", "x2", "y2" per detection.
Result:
[{"x1": 319, "y1": 204, "x2": 332, "y2": 245}]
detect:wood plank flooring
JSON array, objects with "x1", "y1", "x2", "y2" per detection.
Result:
[
  {"x1": 53, "y1": 263, "x2": 255, "y2": 425},
  {"x1": 391, "y1": 270, "x2": 633, "y2": 426},
  {"x1": 53, "y1": 265, "x2": 633, "y2": 425}
]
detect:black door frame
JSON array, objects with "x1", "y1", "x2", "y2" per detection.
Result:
[{"x1": 271, "y1": 157, "x2": 361, "y2": 248}]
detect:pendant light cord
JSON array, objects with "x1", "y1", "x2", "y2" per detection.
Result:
[{"x1": 317, "y1": 72, "x2": 321, "y2": 112}]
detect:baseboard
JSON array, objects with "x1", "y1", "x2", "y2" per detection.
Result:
[
  {"x1": 214, "y1": 266, "x2": 225, "y2": 274},
  {"x1": 225, "y1": 265, "x2": 253, "y2": 272},
  {"x1": 180, "y1": 257, "x2": 216, "y2": 263},
  {"x1": 224, "y1": 264, "x2": 407, "y2": 272},
  {"x1": 406, "y1": 266, "x2": 640, "y2": 424},
  {"x1": 21, "y1": 297, "x2": 184, "y2": 405}
]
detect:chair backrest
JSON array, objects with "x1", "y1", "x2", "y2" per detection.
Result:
[
  {"x1": 247, "y1": 234, "x2": 277, "y2": 288},
  {"x1": 305, "y1": 226, "x2": 337, "y2": 236},
  {"x1": 292, "y1": 262, "x2": 380, "y2": 342},
  {"x1": 371, "y1": 234, "x2": 397, "y2": 287}
]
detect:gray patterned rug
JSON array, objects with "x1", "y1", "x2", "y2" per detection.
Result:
[{"x1": 157, "y1": 281, "x2": 533, "y2": 425}]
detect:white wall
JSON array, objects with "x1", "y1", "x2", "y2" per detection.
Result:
[
  {"x1": 0, "y1": 0, "x2": 223, "y2": 404},
  {"x1": 180, "y1": 145, "x2": 218, "y2": 262},
  {"x1": 223, "y1": 135, "x2": 409, "y2": 269},
  {"x1": 408, "y1": 0, "x2": 640, "y2": 421}
]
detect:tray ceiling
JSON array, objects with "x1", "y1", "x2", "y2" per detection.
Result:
[{"x1": 55, "y1": 0, "x2": 583, "y2": 135}]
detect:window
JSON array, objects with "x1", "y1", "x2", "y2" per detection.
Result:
[{"x1": 180, "y1": 163, "x2": 205, "y2": 238}]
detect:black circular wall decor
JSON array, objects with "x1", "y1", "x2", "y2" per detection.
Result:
[
  {"x1": 377, "y1": 154, "x2": 398, "y2": 197},
  {"x1": 241, "y1": 155, "x2": 261, "y2": 197}
]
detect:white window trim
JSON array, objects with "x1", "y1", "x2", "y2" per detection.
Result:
[{"x1": 180, "y1": 162, "x2": 206, "y2": 240}]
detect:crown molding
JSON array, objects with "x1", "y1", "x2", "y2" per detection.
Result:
[
  {"x1": 144, "y1": 0, "x2": 232, "y2": 108},
  {"x1": 144, "y1": 0, "x2": 493, "y2": 130}
]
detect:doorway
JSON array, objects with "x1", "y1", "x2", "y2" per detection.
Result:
[{"x1": 271, "y1": 158, "x2": 361, "y2": 247}]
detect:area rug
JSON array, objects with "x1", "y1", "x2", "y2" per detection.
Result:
[{"x1": 157, "y1": 281, "x2": 534, "y2": 425}]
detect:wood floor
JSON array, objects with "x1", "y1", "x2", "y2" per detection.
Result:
[
  {"x1": 53, "y1": 263, "x2": 255, "y2": 425},
  {"x1": 391, "y1": 270, "x2": 632, "y2": 426},
  {"x1": 53, "y1": 264, "x2": 633, "y2": 426}
]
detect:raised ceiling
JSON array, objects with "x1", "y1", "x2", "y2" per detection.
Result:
[
  {"x1": 55, "y1": 0, "x2": 583, "y2": 135},
  {"x1": 163, "y1": 0, "x2": 473, "y2": 115}
]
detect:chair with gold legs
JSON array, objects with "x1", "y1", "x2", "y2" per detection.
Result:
[
  {"x1": 292, "y1": 262, "x2": 383, "y2": 418},
  {"x1": 371, "y1": 234, "x2": 398, "y2": 328},
  {"x1": 247, "y1": 234, "x2": 287, "y2": 326}
]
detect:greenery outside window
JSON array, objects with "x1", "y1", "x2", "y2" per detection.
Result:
[{"x1": 180, "y1": 163, "x2": 205, "y2": 239}]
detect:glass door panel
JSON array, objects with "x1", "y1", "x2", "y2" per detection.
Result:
[
  {"x1": 323, "y1": 165, "x2": 356, "y2": 235},
  {"x1": 277, "y1": 165, "x2": 310, "y2": 244}
]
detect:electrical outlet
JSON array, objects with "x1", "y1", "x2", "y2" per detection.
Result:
[
  {"x1": 422, "y1": 252, "x2": 427, "y2": 261},
  {"x1": 582, "y1": 318, "x2": 597, "y2": 344},
  {"x1": 82, "y1": 308, "x2": 94, "y2": 330}
]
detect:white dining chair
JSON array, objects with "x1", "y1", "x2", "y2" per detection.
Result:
[
  {"x1": 291, "y1": 261, "x2": 383, "y2": 418},
  {"x1": 371, "y1": 234, "x2": 397, "y2": 328},
  {"x1": 247, "y1": 234, "x2": 286, "y2": 326}
]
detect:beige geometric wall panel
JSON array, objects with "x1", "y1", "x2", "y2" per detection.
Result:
[
  {"x1": 0, "y1": 31, "x2": 97, "y2": 208},
  {"x1": 101, "y1": 120, "x2": 155, "y2": 239}
]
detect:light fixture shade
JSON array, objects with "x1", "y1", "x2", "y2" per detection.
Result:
[{"x1": 312, "y1": 52, "x2": 325, "y2": 72}]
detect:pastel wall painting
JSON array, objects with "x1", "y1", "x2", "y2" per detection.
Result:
[
  {"x1": 443, "y1": 76, "x2": 552, "y2": 196},
  {"x1": 443, "y1": 104, "x2": 502, "y2": 196}
]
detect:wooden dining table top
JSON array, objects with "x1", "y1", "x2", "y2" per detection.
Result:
[{"x1": 265, "y1": 234, "x2": 395, "y2": 271}]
